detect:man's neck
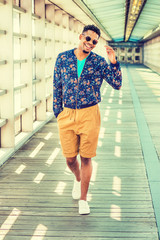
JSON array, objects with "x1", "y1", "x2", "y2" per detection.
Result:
[{"x1": 74, "y1": 48, "x2": 90, "y2": 61}]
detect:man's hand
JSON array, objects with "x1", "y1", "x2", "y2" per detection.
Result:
[{"x1": 104, "y1": 45, "x2": 117, "y2": 64}]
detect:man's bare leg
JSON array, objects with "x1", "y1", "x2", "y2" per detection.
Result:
[
  {"x1": 80, "y1": 157, "x2": 92, "y2": 201},
  {"x1": 66, "y1": 156, "x2": 81, "y2": 182}
]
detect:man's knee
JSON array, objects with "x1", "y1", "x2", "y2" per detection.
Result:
[
  {"x1": 66, "y1": 156, "x2": 77, "y2": 166},
  {"x1": 81, "y1": 156, "x2": 91, "y2": 166}
]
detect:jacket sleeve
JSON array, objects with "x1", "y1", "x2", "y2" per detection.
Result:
[
  {"x1": 53, "y1": 54, "x2": 63, "y2": 118},
  {"x1": 101, "y1": 59, "x2": 122, "y2": 90}
]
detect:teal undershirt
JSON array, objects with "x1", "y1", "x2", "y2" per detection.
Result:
[{"x1": 77, "y1": 55, "x2": 89, "y2": 78}]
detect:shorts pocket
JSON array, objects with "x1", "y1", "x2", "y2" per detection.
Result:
[{"x1": 57, "y1": 109, "x2": 65, "y2": 121}]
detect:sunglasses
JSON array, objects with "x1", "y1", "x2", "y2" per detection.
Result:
[{"x1": 82, "y1": 34, "x2": 98, "y2": 45}]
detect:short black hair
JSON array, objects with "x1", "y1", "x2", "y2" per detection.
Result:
[{"x1": 82, "y1": 25, "x2": 101, "y2": 37}]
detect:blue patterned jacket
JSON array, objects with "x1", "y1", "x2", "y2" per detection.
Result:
[{"x1": 53, "y1": 49, "x2": 122, "y2": 118}]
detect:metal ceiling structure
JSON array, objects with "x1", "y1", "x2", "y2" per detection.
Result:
[
  {"x1": 47, "y1": 0, "x2": 160, "y2": 43},
  {"x1": 78, "y1": 0, "x2": 126, "y2": 42},
  {"x1": 79, "y1": 0, "x2": 126, "y2": 42},
  {"x1": 130, "y1": 0, "x2": 160, "y2": 41}
]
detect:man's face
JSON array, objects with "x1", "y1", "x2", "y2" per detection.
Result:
[{"x1": 79, "y1": 30, "x2": 99, "y2": 54}]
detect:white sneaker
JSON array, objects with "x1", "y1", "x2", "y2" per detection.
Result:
[
  {"x1": 78, "y1": 200, "x2": 90, "y2": 215},
  {"x1": 72, "y1": 179, "x2": 81, "y2": 200}
]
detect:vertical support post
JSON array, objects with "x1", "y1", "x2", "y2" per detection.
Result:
[
  {"x1": 21, "y1": 0, "x2": 33, "y2": 132},
  {"x1": 34, "y1": 0, "x2": 46, "y2": 121},
  {"x1": 0, "y1": 1, "x2": 14, "y2": 147},
  {"x1": 55, "y1": 9, "x2": 63, "y2": 57},
  {"x1": 62, "y1": 13, "x2": 69, "y2": 51},
  {"x1": 45, "y1": 4, "x2": 55, "y2": 112}
]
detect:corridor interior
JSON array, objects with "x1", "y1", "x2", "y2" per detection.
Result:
[{"x1": 0, "y1": 64, "x2": 160, "y2": 239}]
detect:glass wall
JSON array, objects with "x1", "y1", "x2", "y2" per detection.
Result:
[
  {"x1": 0, "y1": 0, "x2": 107, "y2": 165},
  {"x1": 144, "y1": 36, "x2": 160, "y2": 74},
  {"x1": 110, "y1": 44, "x2": 143, "y2": 64}
]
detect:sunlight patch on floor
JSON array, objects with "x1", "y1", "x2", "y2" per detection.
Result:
[
  {"x1": 87, "y1": 193, "x2": 92, "y2": 202},
  {"x1": 54, "y1": 181, "x2": 67, "y2": 195},
  {"x1": 112, "y1": 176, "x2": 121, "y2": 197},
  {"x1": 110, "y1": 89, "x2": 114, "y2": 97},
  {"x1": 34, "y1": 172, "x2": 45, "y2": 184},
  {"x1": 15, "y1": 164, "x2": 26, "y2": 174},
  {"x1": 114, "y1": 146, "x2": 121, "y2": 157},
  {"x1": 29, "y1": 142, "x2": 45, "y2": 158},
  {"x1": 115, "y1": 131, "x2": 121, "y2": 143},
  {"x1": 119, "y1": 99, "x2": 122, "y2": 105},
  {"x1": 108, "y1": 98, "x2": 112, "y2": 103},
  {"x1": 44, "y1": 132, "x2": 53, "y2": 140},
  {"x1": 0, "y1": 208, "x2": 21, "y2": 240},
  {"x1": 98, "y1": 140, "x2": 103, "y2": 147},
  {"x1": 91, "y1": 160, "x2": 98, "y2": 182},
  {"x1": 119, "y1": 91, "x2": 123, "y2": 98},
  {"x1": 99, "y1": 127, "x2": 105, "y2": 139},
  {"x1": 110, "y1": 204, "x2": 121, "y2": 221},
  {"x1": 31, "y1": 224, "x2": 47, "y2": 240},
  {"x1": 102, "y1": 87, "x2": 107, "y2": 96},
  {"x1": 64, "y1": 166, "x2": 72, "y2": 175},
  {"x1": 117, "y1": 110, "x2": 122, "y2": 125},
  {"x1": 45, "y1": 148, "x2": 60, "y2": 166}
]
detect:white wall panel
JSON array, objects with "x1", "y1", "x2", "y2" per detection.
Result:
[{"x1": 144, "y1": 36, "x2": 160, "y2": 73}]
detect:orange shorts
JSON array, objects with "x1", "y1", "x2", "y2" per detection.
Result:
[{"x1": 57, "y1": 104, "x2": 101, "y2": 158}]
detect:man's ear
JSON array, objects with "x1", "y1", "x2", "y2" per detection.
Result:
[{"x1": 79, "y1": 34, "x2": 83, "y2": 40}]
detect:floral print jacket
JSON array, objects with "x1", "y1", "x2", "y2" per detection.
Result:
[{"x1": 53, "y1": 49, "x2": 122, "y2": 118}]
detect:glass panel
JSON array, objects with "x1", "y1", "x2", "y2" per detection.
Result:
[
  {"x1": 135, "y1": 47, "x2": 140, "y2": 53},
  {"x1": 32, "y1": 62, "x2": 36, "y2": 79},
  {"x1": 33, "y1": 106, "x2": 36, "y2": 121},
  {"x1": 46, "y1": 80, "x2": 50, "y2": 96},
  {"x1": 14, "y1": 64, "x2": 21, "y2": 87},
  {"x1": 128, "y1": 48, "x2": 132, "y2": 53},
  {"x1": 13, "y1": 12, "x2": 20, "y2": 33},
  {"x1": 14, "y1": 37, "x2": 21, "y2": 60},
  {"x1": 13, "y1": 0, "x2": 20, "y2": 6},
  {"x1": 121, "y1": 48, "x2": 125, "y2": 53},
  {"x1": 32, "y1": 40, "x2": 36, "y2": 58},
  {"x1": 15, "y1": 116, "x2": 21, "y2": 135},
  {"x1": 120, "y1": 56, "x2": 125, "y2": 61},
  {"x1": 32, "y1": 19, "x2": 35, "y2": 36},
  {"x1": 33, "y1": 84, "x2": 36, "y2": 101},
  {"x1": 32, "y1": 0, "x2": 35, "y2": 14},
  {"x1": 14, "y1": 90, "x2": 21, "y2": 114}
]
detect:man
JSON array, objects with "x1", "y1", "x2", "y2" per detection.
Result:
[{"x1": 53, "y1": 25, "x2": 122, "y2": 215}]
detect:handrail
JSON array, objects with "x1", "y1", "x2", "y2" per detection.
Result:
[
  {"x1": 14, "y1": 108, "x2": 27, "y2": 119},
  {"x1": 32, "y1": 99, "x2": 41, "y2": 107},
  {"x1": 0, "y1": 89, "x2": 7, "y2": 96},
  {"x1": 13, "y1": 5, "x2": 26, "y2": 14},
  {"x1": 14, "y1": 83, "x2": 27, "y2": 91},
  {"x1": 0, "y1": 119, "x2": 7, "y2": 128},
  {"x1": 32, "y1": 13, "x2": 41, "y2": 20}
]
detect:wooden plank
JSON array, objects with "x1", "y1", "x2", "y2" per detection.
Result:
[
  {"x1": 0, "y1": 222, "x2": 158, "y2": 232},
  {"x1": 0, "y1": 230, "x2": 159, "y2": 239}
]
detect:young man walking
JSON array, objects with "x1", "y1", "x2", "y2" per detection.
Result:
[{"x1": 53, "y1": 25, "x2": 122, "y2": 215}]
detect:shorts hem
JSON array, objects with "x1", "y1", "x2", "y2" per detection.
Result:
[
  {"x1": 79, "y1": 151, "x2": 96, "y2": 158},
  {"x1": 63, "y1": 152, "x2": 78, "y2": 158}
]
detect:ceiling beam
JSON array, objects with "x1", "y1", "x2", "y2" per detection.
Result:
[
  {"x1": 72, "y1": 0, "x2": 112, "y2": 40},
  {"x1": 124, "y1": 0, "x2": 147, "y2": 42}
]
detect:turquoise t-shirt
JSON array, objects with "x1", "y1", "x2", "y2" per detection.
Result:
[
  {"x1": 77, "y1": 53, "x2": 91, "y2": 78},
  {"x1": 77, "y1": 58, "x2": 86, "y2": 78}
]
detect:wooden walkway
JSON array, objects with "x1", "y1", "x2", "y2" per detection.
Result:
[{"x1": 0, "y1": 64, "x2": 160, "y2": 239}]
